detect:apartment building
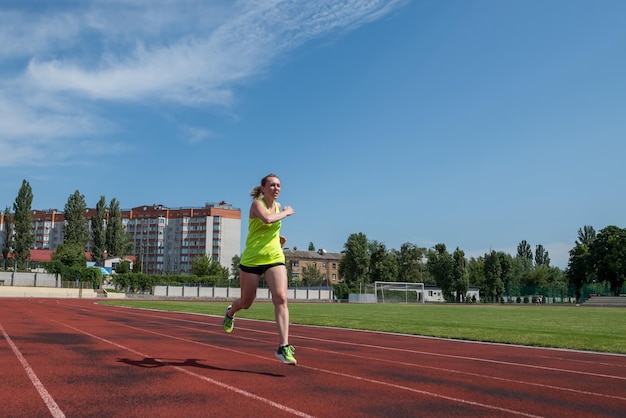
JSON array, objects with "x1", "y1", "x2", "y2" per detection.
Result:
[
  {"x1": 30, "y1": 209, "x2": 68, "y2": 250},
  {"x1": 22, "y1": 208, "x2": 101, "y2": 253},
  {"x1": 0, "y1": 202, "x2": 241, "y2": 275},
  {"x1": 283, "y1": 248, "x2": 343, "y2": 286},
  {"x1": 125, "y1": 203, "x2": 241, "y2": 274}
]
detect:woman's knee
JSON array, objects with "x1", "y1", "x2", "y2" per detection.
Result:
[{"x1": 272, "y1": 292, "x2": 288, "y2": 307}]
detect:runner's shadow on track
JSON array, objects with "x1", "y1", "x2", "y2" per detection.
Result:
[{"x1": 116, "y1": 357, "x2": 285, "y2": 377}]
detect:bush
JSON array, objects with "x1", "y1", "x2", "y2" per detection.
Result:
[
  {"x1": 83, "y1": 267, "x2": 103, "y2": 287},
  {"x1": 333, "y1": 283, "x2": 350, "y2": 300}
]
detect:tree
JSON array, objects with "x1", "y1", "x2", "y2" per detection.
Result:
[
  {"x1": 369, "y1": 241, "x2": 397, "y2": 283},
  {"x1": 308, "y1": 242, "x2": 315, "y2": 251},
  {"x1": 338, "y1": 233, "x2": 370, "y2": 290},
  {"x1": 590, "y1": 225, "x2": 626, "y2": 296},
  {"x1": 517, "y1": 240, "x2": 533, "y2": 260},
  {"x1": 301, "y1": 264, "x2": 324, "y2": 287},
  {"x1": 515, "y1": 240, "x2": 534, "y2": 287},
  {"x1": 452, "y1": 248, "x2": 469, "y2": 302},
  {"x1": 91, "y1": 195, "x2": 107, "y2": 262},
  {"x1": 230, "y1": 254, "x2": 241, "y2": 284},
  {"x1": 565, "y1": 225, "x2": 597, "y2": 300},
  {"x1": 567, "y1": 243, "x2": 590, "y2": 301},
  {"x1": 133, "y1": 253, "x2": 143, "y2": 273},
  {"x1": 483, "y1": 250, "x2": 503, "y2": 302},
  {"x1": 191, "y1": 254, "x2": 229, "y2": 280},
  {"x1": 546, "y1": 266, "x2": 566, "y2": 287},
  {"x1": 191, "y1": 254, "x2": 211, "y2": 276},
  {"x1": 53, "y1": 242, "x2": 87, "y2": 268},
  {"x1": 12, "y1": 180, "x2": 34, "y2": 269},
  {"x1": 467, "y1": 256, "x2": 486, "y2": 291},
  {"x1": 395, "y1": 243, "x2": 426, "y2": 283},
  {"x1": 64, "y1": 190, "x2": 89, "y2": 245},
  {"x1": 535, "y1": 244, "x2": 550, "y2": 267},
  {"x1": 576, "y1": 225, "x2": 596, "y2": 246},
  {"x1": 497, "y1": 252, "x2": 513, "y2": 290},
  {"x1": 530, "y1": 264, "x2": 550, "y2": 288},
  {"x1": 428, "y1": 244, "x2": 454, "y2": 301},
  {"x1": 106, "y1": 198, "x2": 130, "y2": 257},
  {"x1": 2, "y1": 207, "x2": 12, "y2": 269},
  {"x1": 45, "y1": 241, "x2": 88, "y2": 283}
]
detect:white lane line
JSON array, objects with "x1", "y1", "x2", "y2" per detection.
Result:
[
  {"x1": 0, "y1": 323, "x2": 66, "y2": 418},
  {"x1": 96, "y1": 306, "x2": 626, "y2": 411},
  {"x1": 291, "y1": 332, "x2": 626, "y2": 381},
  {"x1": 300, "y1": 363, "x2": 545, "y2": 418},
  {"x1": 110, "y1": 307, "x2": 626, "y2": 381},
  {"x1": 301, "y1": 344, "x2": 626, "y2": 402},
  {"x1": 106, "y1": 321, "x2": 545, "y2": 417},
  {"x1": 101, "y1": 308, "x2": 626, "y2": 403},
  {"x1": 55, "y1": 321, "x2": 314, "y2": 418}
]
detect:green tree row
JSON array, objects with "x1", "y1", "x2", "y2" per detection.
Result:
[
  {"x1": 337, "y1": 227, "x2": 626, "y2": 302},
  {"x1": 2, "y1": 181, "x2": 131, "y2": 285}
]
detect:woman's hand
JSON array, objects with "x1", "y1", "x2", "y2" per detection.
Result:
[{"x1": 282, "y1": 205, "x2": 295, "y2": 217}]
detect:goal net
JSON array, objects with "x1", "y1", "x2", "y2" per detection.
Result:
[{"x1": 374, "y1": 282, "x2": 425, "y2": 304}]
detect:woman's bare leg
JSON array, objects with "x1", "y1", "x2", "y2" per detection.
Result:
[
  {"x1": 229, "y1": 269, "x2": 260, "y2": 316},
  {"x1": 264, "y1": 265, "x2": 290, "y2": 345}
]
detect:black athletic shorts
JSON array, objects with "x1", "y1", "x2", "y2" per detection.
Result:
[{"x1": 239, "y1": 263, "x2": 285, "y2": 275}]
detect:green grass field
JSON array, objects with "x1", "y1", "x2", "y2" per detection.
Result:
[{"x1": 100, "y1": 300, "x2": 626, "y2": 354}]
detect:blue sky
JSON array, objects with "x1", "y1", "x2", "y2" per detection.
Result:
[{"x1": 1, "y1": 0, "x2": 625, "y2": 268}]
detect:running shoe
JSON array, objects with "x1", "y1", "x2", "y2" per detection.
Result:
[
  {"x1": 222, "y1": 305, "x2": 234, "y2": 333},
  {"x1": 275, "y1": 344, "x2": 297, "y2": 364}
]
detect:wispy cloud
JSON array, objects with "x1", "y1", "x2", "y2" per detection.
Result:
[
  {"x1": 179, "y1": 125, "x2": 213, "y2": 145},
  {"x1": 0, "y1": 11, "x2": 81, "y2": 58},
  {"x1": 0, "y1": 0, "x2": 405, "y2": 166}
]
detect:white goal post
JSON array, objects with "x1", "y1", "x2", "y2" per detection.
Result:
[{"x1": 374, "y1": 281, "x2": 425, "y2": 304}]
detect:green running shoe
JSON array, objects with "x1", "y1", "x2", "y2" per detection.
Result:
[
  {"x1": 275, "y1": 344, "x2": 297, "y2": 364},
  {"x1": 222, "y1": 305, "x2": 234, "y2": 333}
]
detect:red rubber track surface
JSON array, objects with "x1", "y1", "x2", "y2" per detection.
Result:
[{"x1": 1, "y1": 299, "x2": 625, "y2": 417}]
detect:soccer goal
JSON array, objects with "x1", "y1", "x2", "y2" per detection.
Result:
[{"x1": 374, "y1": 281, "x2": 425, "y2": 304}]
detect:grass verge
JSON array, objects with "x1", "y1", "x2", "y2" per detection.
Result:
[{"x1": 100, "y1": 300, "x2": 626, "y2": 354}]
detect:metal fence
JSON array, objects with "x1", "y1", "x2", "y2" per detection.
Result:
[{"x1": 503, "y1": 284, "x2": 626, "y2": 303}]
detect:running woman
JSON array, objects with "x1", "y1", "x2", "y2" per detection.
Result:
[{"x1": 222, "y1": 173, "x2": 297, "y2": 364}]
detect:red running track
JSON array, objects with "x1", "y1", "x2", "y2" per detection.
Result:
[{"x1": 1, "y1": 299, "x2": 625, "y2": 417}]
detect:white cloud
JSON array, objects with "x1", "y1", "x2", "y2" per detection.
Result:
[
  {"x1": 179, "y1": 125, "x2": 213, "y2": 144},
  {"x1": 0, "y1": 11, "x2": 81, "y2": 58},
  {"x1": 0, "y1": 0, "x2": 406, "y2": 166},
  {"x1": 22, "y1": 0, "x2": 405, "y2": 104}
]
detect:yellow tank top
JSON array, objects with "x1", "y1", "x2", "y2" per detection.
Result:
[{"x1": 240, "y1": 199, "x2": 284, "y2": 266}]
